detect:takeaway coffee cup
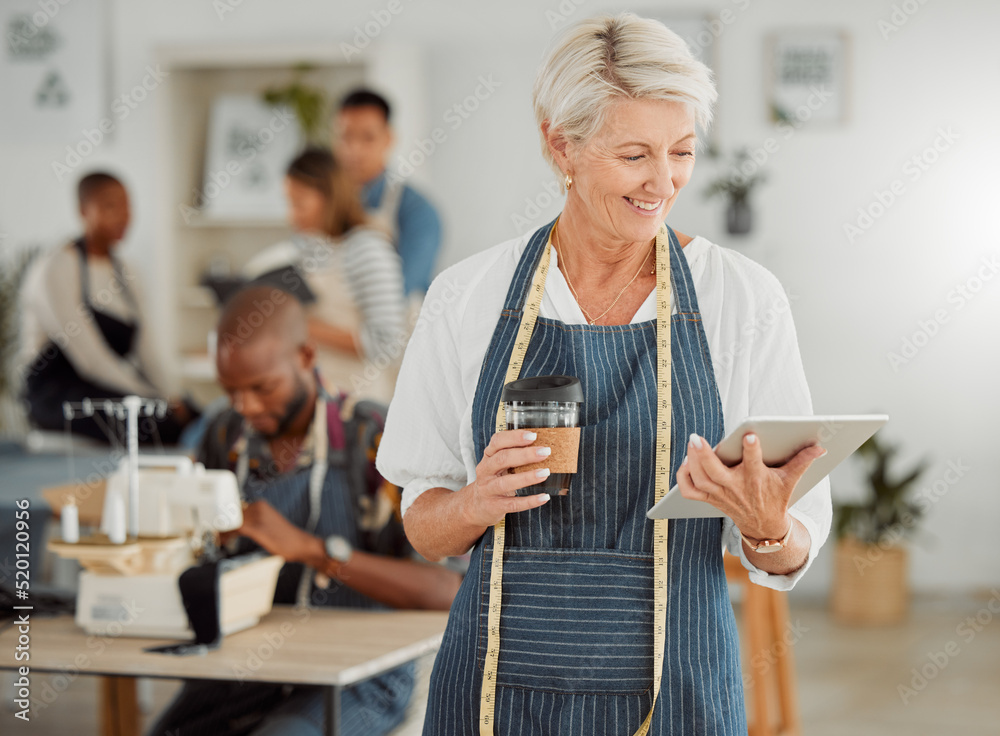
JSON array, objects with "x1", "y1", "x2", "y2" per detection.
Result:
[{"x1": 502, "y1": 375, "x2": 583, "y2": 496}]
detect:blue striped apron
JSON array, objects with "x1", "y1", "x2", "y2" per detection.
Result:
[{"x1": 421, "y1": 220, "x2": 747, "y2": 735}]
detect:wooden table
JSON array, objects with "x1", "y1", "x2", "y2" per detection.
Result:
[{"x1": 0, "y1": 606, "x2": 448, "y2": 736}]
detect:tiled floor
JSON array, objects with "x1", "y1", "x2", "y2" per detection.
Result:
[{"x1": 4, "y1": 594, "x2": 998, "y2": 735}]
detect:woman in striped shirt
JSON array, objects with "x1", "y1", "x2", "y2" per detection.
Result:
[{"x1": 245, "y1": 148, "x2": 406, "y2": 404}]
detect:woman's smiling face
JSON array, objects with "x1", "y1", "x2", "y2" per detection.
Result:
[{"x1": 561, "y1": 97, "x2": 697, "y2": 247}]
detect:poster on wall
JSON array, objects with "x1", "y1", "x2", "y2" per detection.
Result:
[
  {"x1": 196, "y1": 94, "x2": 304, "y2": 221},
  {"x1": 767, "y1": 29, "x2": 849, "y2": 126},
  {"x1": 0, "y1": 0, "x2": 107, "y2": 142}
]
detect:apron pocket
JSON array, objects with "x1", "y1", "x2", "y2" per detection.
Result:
[{"x1": 478, "y1": 546, "x2": 654, "y2": 695}]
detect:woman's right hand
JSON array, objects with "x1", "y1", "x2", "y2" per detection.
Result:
[{"x1": 459, "y1": 430, "x2": 553, "y2": 528}]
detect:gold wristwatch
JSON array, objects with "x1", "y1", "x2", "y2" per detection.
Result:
[{"x1": 740, "y1": 520, "x2": 793, "y2": 554}]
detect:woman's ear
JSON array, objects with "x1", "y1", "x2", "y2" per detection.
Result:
[{"x1": 541, "y1": 120, "x2": 572, "y2": 177}]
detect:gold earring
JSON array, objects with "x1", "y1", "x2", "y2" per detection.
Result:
[{"x1": 564, "y1": 173, "x2": 573, "y2": 191}]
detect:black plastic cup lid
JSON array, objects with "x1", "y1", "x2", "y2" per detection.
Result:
[{"x1": 501, "y1": 375, "x2": 583, "y2": 403}]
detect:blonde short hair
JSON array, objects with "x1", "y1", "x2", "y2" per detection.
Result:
[{"x1": 532, "y1": 13, "x2": 717, "y2": 178}]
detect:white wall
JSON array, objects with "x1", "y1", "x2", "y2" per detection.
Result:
[{"x1": 1, "y1": 0, "x2": 997, "y2": 597}]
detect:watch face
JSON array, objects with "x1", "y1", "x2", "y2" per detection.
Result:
[
  {"x1": 754, "y1": 542, "x2": 783, "y2": 553},
  {"x1": 325, "y1": 536, "x2": 351, "y2": 561},
  {"x1": 742, "y1": 521, "x2": 792, "y2": 553}
]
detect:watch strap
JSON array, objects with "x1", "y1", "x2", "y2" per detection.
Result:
[{"x1": 740, "y1": 518, "x2": 793, "y2": 553}]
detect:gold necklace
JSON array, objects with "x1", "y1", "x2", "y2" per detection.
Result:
[{"x1": 555, "y1": 224, "x2": 656, "y2": 325}]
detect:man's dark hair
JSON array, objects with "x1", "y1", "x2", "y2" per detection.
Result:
[
  {"x1": 339, "y1": 88, "x2": 391, "y2": 123},
  {"x1": 77, "y1": 171, "x2": 123, "y2": 208}
]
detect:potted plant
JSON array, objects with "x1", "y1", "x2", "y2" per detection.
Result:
[
  {"x1": 261, "y1": 64, "x2": 330, "y2": 146},
  {"x1": 0, "y1": 245, "x2": 39, "y2": 441},
  {"x1": 703, "y1": 148, "x2": 768, "y2": 235},
  {"x1": 831, "y1": 434, "x2": 928, "y2": 625}
]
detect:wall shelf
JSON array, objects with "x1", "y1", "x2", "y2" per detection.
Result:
[
  {"x1": 156, "y1": 43, "x2": 366, "y2": 403},
  {"x1": 181, "y1": 214, "x2": 289, "y2": 230}
]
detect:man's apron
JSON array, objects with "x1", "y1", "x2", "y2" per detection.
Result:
[
  {"x1": 148, "y1": 398, "x2": 414, "y2": 736},
  {"x1": 422, "y1": 220, "x2": 747, "y2": 735}
]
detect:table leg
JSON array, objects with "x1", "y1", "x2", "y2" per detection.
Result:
[
  {"x1": 100, "y1": 676, "x2": 140, "y2": 736},
  {"x1": 324, "y1": 684, "x2": 342, "y2": 736}
]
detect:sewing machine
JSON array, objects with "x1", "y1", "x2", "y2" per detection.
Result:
[{"x1": 49, "y1": 453, "x2": 283, "y2": 640}]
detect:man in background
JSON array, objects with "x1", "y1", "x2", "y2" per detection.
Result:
[
  {"x1": 148, "y1": 286, "x2": 460, "y2": 736},
  {"x1": 334, "y1": 89, "x2": 442, "y2": 298}
]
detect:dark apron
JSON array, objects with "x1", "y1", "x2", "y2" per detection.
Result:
[
  {"x1": 23, "y1": 239, "x2": 183, "y2": 444},
  {"x1": 149, "y1": 411, "x2": 413, "y2": 736},
  {"x1": 422, "y1": 220, "x2": 747, "y2": 734}
]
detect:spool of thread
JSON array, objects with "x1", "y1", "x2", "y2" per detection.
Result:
[
  {"x1": 107, "y1": 493, "x2": 127, "y2": 544},
  {"x1": 61, "y1": 501, "x2": 79, "y2": 544}
]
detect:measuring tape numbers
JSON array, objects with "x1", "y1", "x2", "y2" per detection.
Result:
[{"x1": 479, "y1": 224, "x2": 672, "y2": 735}]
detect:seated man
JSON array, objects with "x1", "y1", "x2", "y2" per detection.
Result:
[{"x1": 149, "y1": 286, "x2": 462, "y2": 736}]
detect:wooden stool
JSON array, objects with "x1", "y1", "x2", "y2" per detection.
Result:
[{"x1": 724, "y1": 553, "x2": 801, "y2": 736}]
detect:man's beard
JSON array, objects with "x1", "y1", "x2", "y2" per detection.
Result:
[{"x1": 263, "y1": 374, "x2": 311, "y2": 440}]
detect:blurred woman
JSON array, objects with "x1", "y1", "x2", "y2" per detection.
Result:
[
  {"x1": 245, "y1": 147, "x2": 406, "y2": 403},
  {"x1": 20, "y1": 171, "x2": 194, "y2": 444}
]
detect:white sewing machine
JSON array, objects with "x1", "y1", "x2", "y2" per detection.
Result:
[{"x1": 49, "y1": 454, "x2": 283, "y2": 639}]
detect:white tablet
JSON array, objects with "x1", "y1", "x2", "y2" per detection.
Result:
[{"x1": 646, "y1": 414, "x2": 889, "y2": 520}]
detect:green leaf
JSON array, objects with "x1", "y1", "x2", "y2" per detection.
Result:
[{"x1": 260, "y1": 65, "x2": 330, "y2": 146}]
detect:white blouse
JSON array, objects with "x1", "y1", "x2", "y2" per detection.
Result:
[{"x1": 376, "y1": 230, "x2": 832, "y2": 592}]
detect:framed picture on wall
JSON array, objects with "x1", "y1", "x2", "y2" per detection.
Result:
[
  {"x1": 198, "y1": 94, "x2": 304, "y2": 220},
  {"x1": 0, "y1": 0, "x2": 108, "y2": 144},
  {"x1": 767, "y1": 29, "x2": 849, "y2": 126}
]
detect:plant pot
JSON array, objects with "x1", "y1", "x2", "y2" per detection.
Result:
[
  {"x1": 831, "y1": 537, "x2": 909, "y2": 626},
  {"x1": 726, "y1": 198, "x2": 753, "y2": 235}
]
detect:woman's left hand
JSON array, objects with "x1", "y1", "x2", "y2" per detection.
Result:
[{"x1": 676, "y1": 432, "x2": 826, "y2": 541}]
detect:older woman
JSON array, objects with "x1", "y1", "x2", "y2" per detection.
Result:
[{"x1": 377, "y1": 13, "x2": 831, "y2": 735}]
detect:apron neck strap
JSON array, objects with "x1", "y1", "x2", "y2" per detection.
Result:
[
  {"x1": 501, "y1": 218, "x2": 558, "y2": 312},
  {"x1": 506, "y1": 219, "x2": 698, "y2": 315},
  {"x1": 73, "y1": 237, "x2": 140, "y2": 315}
]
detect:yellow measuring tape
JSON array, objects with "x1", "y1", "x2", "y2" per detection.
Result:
[{"x1": 479, "y1": 224, "x2": 672, "y2": 735}]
